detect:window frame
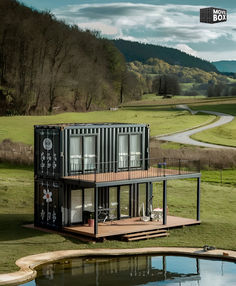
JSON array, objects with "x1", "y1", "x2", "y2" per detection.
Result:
[
  {"x1": 118, "y1": 133, "x2": 143, "y2": 171},
  {"x1": 69, "y1": 135, "x2": 97, "y2": 174}
]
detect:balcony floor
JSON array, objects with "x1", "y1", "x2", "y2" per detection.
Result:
[
  {"x1": 63, "y1": 167, "x2": 196, "y2": 185},
  {"x1": 63, "y1": 216, "x2": 200, "y2": 238}
]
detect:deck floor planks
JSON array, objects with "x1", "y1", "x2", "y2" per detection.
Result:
[
  {"x1": 63, "y1": 216, "x2": 200, "y2": 238},
  {"x1": 64, "y1": 167, "x2": 191, "y2": 183}
]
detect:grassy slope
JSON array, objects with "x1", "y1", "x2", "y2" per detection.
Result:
[
  {"x1": 0, "y1": 108, "x2": 214, "y2": 145},
  {"x1": 191, "y1": 103, "x2": 236, "y2": 147},
  {"x1": 0, "y1": 163, "x2": 235, "y2": 273}
]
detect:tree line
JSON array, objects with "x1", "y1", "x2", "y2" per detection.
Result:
[
  {"x1": 0, "y1": 0, "x2": 142, "y2": 115},
  {"x1": 113, "y1": 39, "x2": 218, "y2": 73}
]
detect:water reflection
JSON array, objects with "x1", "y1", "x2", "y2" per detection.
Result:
[{"x1": 20, "y1": 255, "x2": 236, "y2": 286}]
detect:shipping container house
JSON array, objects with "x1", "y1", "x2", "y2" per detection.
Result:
[{"x1": 34, "y1": 123, "x2": 201, "y2": 240}]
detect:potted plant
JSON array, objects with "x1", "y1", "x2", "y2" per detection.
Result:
[{"x1": 88, "y1": 212, "x2": 94, "y2": 227}]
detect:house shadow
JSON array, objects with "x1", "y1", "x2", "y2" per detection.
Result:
[{"x1": 0, "y1": 213, "x2": 87, "y2": 245}]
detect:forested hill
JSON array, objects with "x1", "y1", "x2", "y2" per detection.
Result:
[
  {"x1": 0, "y1": 0, "x2": 140, "y2": 115},
  {"x1": 213, "y1": 61, "x2": 236, "y2": 73},
  {"x1": 113, "y1": 39, "x2": 218, "y2": 73}
]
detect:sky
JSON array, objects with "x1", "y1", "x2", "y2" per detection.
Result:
[{"x1": 20, "y1": 0, "x2": 236, "y2": 62}]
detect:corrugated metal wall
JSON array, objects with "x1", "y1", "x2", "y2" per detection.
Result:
[{"x1": 64, "y1": 124, "x2": 149, "y2": 176}]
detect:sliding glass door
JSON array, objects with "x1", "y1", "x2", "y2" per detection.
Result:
[
  {"x1": 71, "y1": 189, "x2": 82, "y2": 224},
  {"x1": 109, "y1": 187, "x2": 118, "y2": 220},
  {"x1": 118, "y1": 135, "x2": 128, "y2": 169},
  {"x1": 118, "y1": 134, "x2": 142, "y2": 170},
  {"x1": 120, "y1": 185, "x2": 131, "y2": 218},
  {"x1": 70, "y1": 137, "x2": 82, "y2": 172},
  {"x1": 70, "y1": 135, "x2": 96, "y2": 173},
  {"x1": 130, "y1": 134, "x2": 141, "y2": 167},
  {"x1": 84, "y1": 136, "x2": 96, "y2": 171}
]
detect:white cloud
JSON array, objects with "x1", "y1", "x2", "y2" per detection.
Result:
[
  {"x1": 197, "y1": 50, "x2": 236, "y2": 62},
  {"x1": 53, "y1": 3, "x2": 236, "y2": 60},
  {"x1": 78, "y1": 21, "x2": 118, "y2": 35},
  {"x1": 175, "y1": 44, "x2": 198, "y2": 57}
]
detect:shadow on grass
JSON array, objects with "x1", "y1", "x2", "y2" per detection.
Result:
[
  {"x1": 0, "y1": 213, "x2": 43, "y2": 242},
  {"x1": 0, "y1": 214, "x2": 87, "y2": 245}
]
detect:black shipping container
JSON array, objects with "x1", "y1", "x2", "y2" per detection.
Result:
[
  {"x1": 34, "y1": 179, "x2": 62, "y2": 229},
  {"x1": 34, "y1": 127, "x2": 61, "y2": 178},
  {"x1": 34, "y1": 123, "x2": 150, "y2": 179},
  {"x1": 200, "y1": 7, "x2": 227, "y2": 24}
]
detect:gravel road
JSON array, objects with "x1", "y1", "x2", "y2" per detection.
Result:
[{"x1": 157, "y1": 110, "x2": 234, "y2": 149}]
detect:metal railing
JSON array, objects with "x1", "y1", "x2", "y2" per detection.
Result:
[{"x1": 68, "y1": 157, "x2": 200, "y2": 183}]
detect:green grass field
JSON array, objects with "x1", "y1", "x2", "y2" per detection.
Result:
[
  {"x1": 141, "y1": 93, "x2": 205, "y2": 101},
  {"x1": 0, "y1": 108, "x2": 214, "y2": 145},
  {"x1": 128, "y1": 95, "x2": 236, "y2": 107},
  {"x1": 0, "y1": 163, "x2": 235, "y2": 273},
  {"x1": 191, "y1": 103, "x2": 236, "y2": 147}
]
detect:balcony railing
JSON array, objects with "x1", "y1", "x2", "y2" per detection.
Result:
[{"x1": 66, "y1": 158, "x2": 200, "y2": 183}]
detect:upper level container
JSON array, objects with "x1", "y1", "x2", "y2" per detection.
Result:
[{"x1": 34, "y1": 123, "x2": 150, "y2": 179}]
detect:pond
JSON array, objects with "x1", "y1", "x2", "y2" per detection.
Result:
[{"x1": 20, "y1": 255, "x2": 236, "y2": 286}]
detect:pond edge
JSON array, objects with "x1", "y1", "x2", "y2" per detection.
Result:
[{"x1": 0, "y1": 247, "x2": 236, "y2": 285}]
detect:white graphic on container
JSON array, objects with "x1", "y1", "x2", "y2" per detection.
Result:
[
  {"x1": 52, "y1": 210, "x2": 57, "y2": 224},
  {"x1": 53, "y1": 153, "x2": 57, "y2": 169},
  {"x1": 40, "y1": 152, "x2": 45, "y2": 170},
  {"x1": 43, "y1": 189, "x2": 52, "y2": 203},
  {"x1": 43, "y1": 188, "x2": 53, "y2": 222},
  {"x1": 43, "y1": 138, "x2": 52, "y2": 151},
  {"x1": 40, "y1": 209, "x2": 45, "y2": 221}
]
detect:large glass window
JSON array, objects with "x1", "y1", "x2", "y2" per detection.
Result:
[
  {"x1": 70, "y1": 136, "x2": 96, "y2": 172},
  {"x1": 138, "y1": 183, "x2": 147, "y2": 217},
  {"x1": 84, "y1": 188, "x2": 94, "y2": 212},
  {"x1": 70, "y1": 137, "x2": 82, "y2": 172},
  {"x1": 71, "y1": 189, "x2": 82, "y2": 224},
  {"x1": 84, "y1": 136, "x2": 96, "y2": 170},
  {"x1": 118, "y1": 134, "x2": 142, "y2": 169},
  {"x1": 118, "y1": 135, "x2": 128, "y2": 168},
  {"x1": 130, "y1": 134, "x2": 141, "y2": 167},
  {"x1": 120, "y1": 185, "x2": 130, "y2": 217},
  {"x1": 109, "y1": 187, "x2": 118, "y2": 220}
]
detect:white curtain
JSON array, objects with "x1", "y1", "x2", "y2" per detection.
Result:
[
  {"x1": 130, "y1": 134, "x2": 141, "y2": 167},
  {"x1": 84, "y1": 136, "x2": 96, "y2": 170},
  {"x1": 70, "y1": 137, "x2": 82, "y2": 171},
  {"x1": 118, "y1": 135, "x2": 128, "y2": 168}
]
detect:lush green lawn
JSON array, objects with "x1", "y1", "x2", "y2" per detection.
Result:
[
  {"x1": 128, "y1": 95, "x2": 236, "y2": 107},
  {"x1": 0, "y1": 163, "x2": 235, "y2": 273},
  {"x1": 141, "y1": 93, "x2": 205, "y2": 101},
  {"x1": 191, "y1": 103, "x2": 236, "y2": 147},
  {"x1": 0, "y1": 108, "x2": 214, "y2": 145}
]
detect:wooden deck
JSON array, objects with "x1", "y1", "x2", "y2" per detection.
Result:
[
  {"x1": 64, "y1": 167, "x2": 192, "y2": 184},
  {"x1": 64, "y1": 216, "x2": 200, "y2": 238}
]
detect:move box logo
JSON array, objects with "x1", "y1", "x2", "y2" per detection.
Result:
[{"x1": 200, "y1": 7, "x2": 227, "y2": 24}]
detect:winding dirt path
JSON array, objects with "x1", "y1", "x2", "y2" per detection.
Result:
[{"x1": 157, "y1": 110, "x2": 234, "y2": 149}]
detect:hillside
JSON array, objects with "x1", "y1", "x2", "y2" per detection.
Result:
[
  {"x1": 113, "y1": 39, "x2": 218, "y2": 73},
  {"x1": 128, "y1": 58, "x2": 231, "y2": 96},
  {"x1": 213, "y1": 61, "x2": 236, "y2": 73},
  {"x1": 129, "y1": 58, "x2": 228, "y2": 84},
  {"x1": 0, "y1": 0, "x2": 140, "y2": 115}
]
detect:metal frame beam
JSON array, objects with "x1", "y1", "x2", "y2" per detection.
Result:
[
  {"x1": 163, "y1": 180, "x2": 167, "y2": 225},
  {"x1": 197, "y1": 177, "x2": 201, "y2": 221},
  {"x1": 94, "y1": 187, "x2": 98, "y2": 235}
]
